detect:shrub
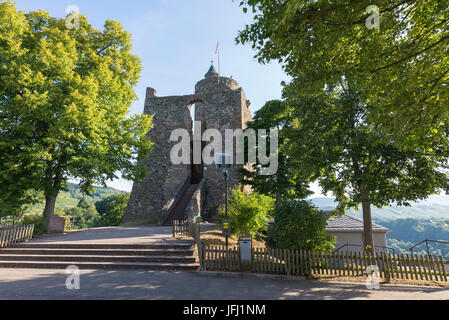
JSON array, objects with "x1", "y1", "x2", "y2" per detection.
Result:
[
  {"x1": 95, "y1": 193, "x2": 130, "y2": 226},
  {"x1": 268, "y1": 200, "x2": 335, "y2": 252},
  {"x1": 55, "y1": 209, "x2": 74, "y2": 231},
  {"x1": 62, "y1": 205, "x2": 101, "y2": 229},
  {"x1": 218, "y1": 186, "x2": 274, "y2": 237},
  {"x1": 21, "y1": 215, "x2": 48, "y2": 236}
]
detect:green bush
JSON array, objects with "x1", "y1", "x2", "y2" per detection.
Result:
[
  {"x1": 95, "y1": 193, "x2": 130, "y2": 226},
  {"x1": 61, "y1": 205, "x2": 101, "y2": 229},
  {"x1": 218, "y1": 186, "x2": 275, "y2": 237},
  {"x1": 268, "y1": 200, "x2": 335, "y2": 252},
  {"x1": 54, "y1": 209, "x2": 74, "y2": 231},
  {"x1": 21, "y1": 215, "x2": 48, "y2": 236}
]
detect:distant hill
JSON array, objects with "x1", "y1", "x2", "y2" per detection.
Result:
[
  {"x1": 310, "y1": 196, "x2": 449, "y2": 257},
  {"x1": 28, "y1": 183, "x2": 126, "y2": 216},
  {"x1": 310, "y1": 196, "x2": 449, "y2": 221},
  {"x1": 309, "y1": 197, "x2": 339, "y2": 210}
]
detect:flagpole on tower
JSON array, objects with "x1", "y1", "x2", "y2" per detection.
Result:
[{"x1": 216, "y1": 41, "x2": 220, "y2": 83}]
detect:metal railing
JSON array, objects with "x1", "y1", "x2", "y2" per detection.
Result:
[
  {"x1": 410, "y1": 240, "x2": 449, "y2": 262},
  {"x1": 334, "y1": 244, "x2": 396, "y2": 254}
]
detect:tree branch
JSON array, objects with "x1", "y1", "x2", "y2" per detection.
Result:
[{"x1": 369, "y1": 35, "x2": 449, "y2": 74}]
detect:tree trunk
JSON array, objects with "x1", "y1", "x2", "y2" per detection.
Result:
[
  {"x1": 361, "y1": 196, "x2": 375, "y2": 256},
  {"x1": 43, "y1": 165, "x2": 63, "y2": 226},
  {"x1": 275, "y1": 192, "x2": 282, "y2": 210},
  {"x1": 43, "y1": 194, "x2": 57, "y2": 224}
]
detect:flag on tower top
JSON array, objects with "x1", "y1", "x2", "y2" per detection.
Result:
[{"x1": 215, "y1": 41, "x2": 220, "y2": 55}]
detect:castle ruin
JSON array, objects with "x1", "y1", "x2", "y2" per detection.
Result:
[{"x1": 124, "y1": 65, "x2": 253, "y2": 224}]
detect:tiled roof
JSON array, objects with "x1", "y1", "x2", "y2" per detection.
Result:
[{"x1": 326, "y1": 214, "x2": 390, "y2": 232}]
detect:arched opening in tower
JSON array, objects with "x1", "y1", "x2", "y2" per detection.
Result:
[{"x1": 190, "y1": 102, "x2": 205, "y2": 184}]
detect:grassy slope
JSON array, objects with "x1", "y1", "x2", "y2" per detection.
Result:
[{"x1": 28, "y1": 183, "x2": 125, "y2": 216}]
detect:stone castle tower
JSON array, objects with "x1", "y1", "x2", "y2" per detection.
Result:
[{"x1": 124, "y1": 65, "x2": 253, "y2": 224}]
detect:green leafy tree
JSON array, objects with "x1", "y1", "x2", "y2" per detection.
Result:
[
  {"x1": 77, "y1": 198, "x2": 91, "y2": 209},
  {"x1": 0, "y1": 1, "x2": 41, "y2": 220},
  {"x1": 95, "y1": 193, "x2": 130, "y2": 226},
  {"x1": 0, "y1": 1, "x2": 153, "y2": 226},
  {"x1": 0, "y1": 186, "x2": 38, "y2": 220},
  {"x1": 268, "y1": 200, "x2": 335, "y2": 252},
  {"x1": 236, "y1": 0, "x2": 449, "y2": 141},
  {"x1": 218, "y1": 186, "x2": 275, "y2": 237},
  {"x1": 61, "y1": 203, "x2": 101, "y2": 229},
  {"x1": 241, "y1": 100, "x2": 312, "y2": 208},
  {"x1": 289, "y1": 87, "x2": 449, "y2": 254}
]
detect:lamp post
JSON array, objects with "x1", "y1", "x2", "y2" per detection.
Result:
[
  {"x1": 223, "y1": 167, "x2": 228, "y2": 249},
  {"x1": 215, "y1": 153, "x2": 232, "y2": 249}
]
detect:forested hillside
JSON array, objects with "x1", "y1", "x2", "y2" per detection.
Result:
[
  {"x1": 311, "y1": 197, "x2": 449, "y2": 220},
  {"x1": 28, "y1": 183, "x2": 125, "y2": 216},
  {"x1": 379, "y1": 219, "x2": 449, "y2": 259},
  {"x1": 311, "y1": 197, "x2": 449, "y2": 259}
]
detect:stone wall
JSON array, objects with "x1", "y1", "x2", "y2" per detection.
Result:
[
  {"x1": 124, "y1": 67, "x2": 252, "y2": 222},
  {"x1": 47, "y1": 214, "x2": 65, "y2": 234},
  {"x1": 195, "y1": 73, "x2": 253, "y2": 218},
  {"x1": 124, "y1": 89, "x2": 199, "y2": 222},
  {"x1": 185, "y1": 178, "x2": 206, "y2": 221}
]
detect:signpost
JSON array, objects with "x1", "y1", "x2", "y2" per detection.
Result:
[{"x1": 222, "y1": 219, "x2": 231, "y2": 237}]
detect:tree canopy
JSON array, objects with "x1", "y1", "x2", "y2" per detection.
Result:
[
  {"x1": 241, "y1": 100, "x2": 312, "y2": 207},
  {"x1": 0, "y1": 1, "x2": 153, "y2": 222},
  {"x1": 268, "y1": 199, "x2": 335, "y2": 253},
  {"x1": 237, "y1": 0, "x2": 449, "y2": 142},
  {"x1": 288, "y1": 86, "x2": 449, "y2": 252},
  {"x1": 95, "y1": 193, "x2": 130, "y2": 226}
]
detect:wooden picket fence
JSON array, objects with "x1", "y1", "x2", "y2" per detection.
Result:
[
  {"x1": 0, "y1": 224, "x2": 34, "y2": 248},
  {"x1": 200, "y1": 245, "x2": 448, "y2": 282}
]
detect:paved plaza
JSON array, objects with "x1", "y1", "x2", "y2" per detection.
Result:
[
  {"x1": 0, "y1": 226, "x2": 447, "y2": 300},
  {"x1": 0, "y1": 268, "x2": 448, "y2": 300}
]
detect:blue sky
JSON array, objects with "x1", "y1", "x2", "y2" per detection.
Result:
[
  {"x1": 14, "y1": 1, "x2": 327, "y2": 196},
  {"x1": 15, "y1": 0, "x2": 287, "y2": 114}
]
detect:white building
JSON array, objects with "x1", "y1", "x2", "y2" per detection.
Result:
[{"x1": 325, "y1": 214, "x2": 391, "y2": 253}]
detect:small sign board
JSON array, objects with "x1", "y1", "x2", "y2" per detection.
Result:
[
  {"x1": 238, "y1": 235, "x2": 252, "y2": 261},
  {"x1": 222, "y1": 219, "x2": 231, "y2": 237}
]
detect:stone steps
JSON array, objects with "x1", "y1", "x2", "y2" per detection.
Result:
[
  {"x1": 0, "y1": 255, "x2": 196, "y2": 264},
  {"x1": 0, "y1": 248, "x2": 193, "y2": 256},
  {"x1": 0, "y1": 243, "x2": 198, "y2": 271},
  {"x1": 0, "y1": 261, "x2": 198, "y2": 271},
  {"x1": 163, "y1": 184, "x2": 198, "y2": 226},
  {"x1": 10, "y1": 243, "x2": 192, "y2": 250}
]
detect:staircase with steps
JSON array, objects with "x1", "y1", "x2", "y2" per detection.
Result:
[
  {"x1": 0, "y1": 243, "x2": 198, "y2": 271},
  {"x1": 163, "y1": 183, "x2": 198, "y2": 226}
]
